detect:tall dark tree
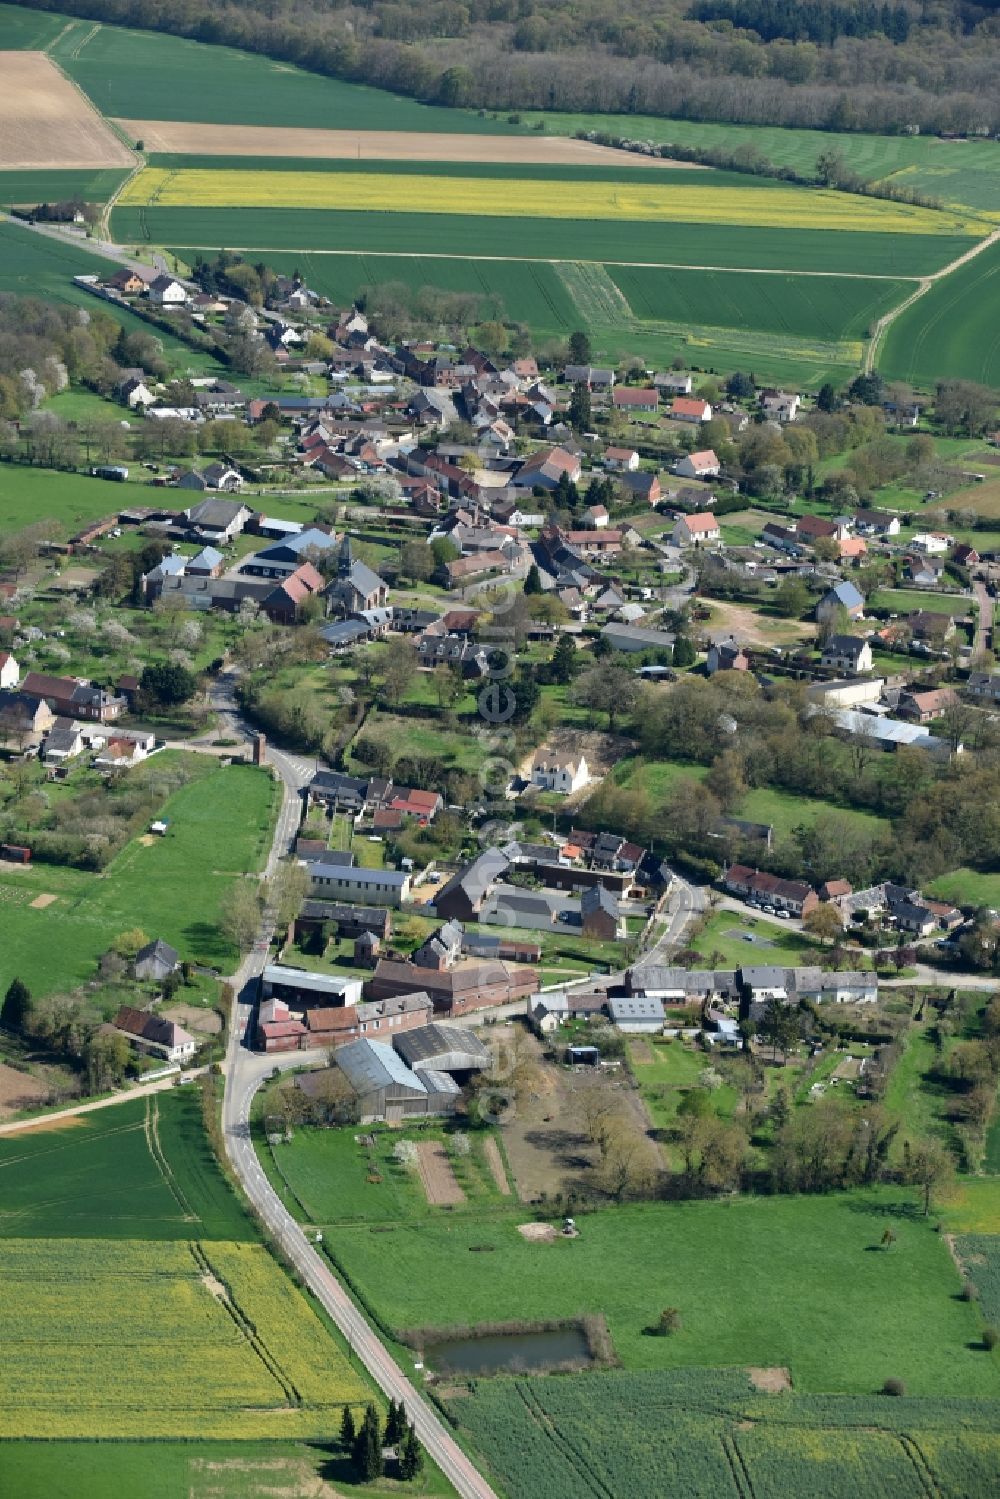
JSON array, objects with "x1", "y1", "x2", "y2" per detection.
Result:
[
  {"x1": 340, "y1": 1403, "x2": 356, "y2": 1449},
  {"x1": 140, "y1": 661, "x2": 197, "y2": 707},
  {"x1": 523, "y1": 563, "x2": 543, "y2": 596},
  {"x1": 1, "y1": 977, "x2": 30, "y2": 1033},
  {"x1": 549, "y1": 633, "x2": 579, "y2": 684},
  {"x1": 816, "y1": 381, "x2": 839, "y2": 412},
  {"x1": 385, "y1": 1396, "x2": 406, "y2": 1445},
  {"x1": 567, "y1": 330, "x2": 591, "y2": 365},
  {"x1": 569, "y1": 381, "x2": 591, "y2": 430},
  {"x1": 399, "y1": 1423, "x2": 424, "y2": 1481},
  {"x1": 352, "y1": 1403, "x2": 383, "y2": 1482}
]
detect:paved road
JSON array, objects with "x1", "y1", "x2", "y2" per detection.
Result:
[
  {"x1": 213, "y1": 675, "x2": 501, "y2": 1499},
  {"x1": 636, "y1": 868, "x2": 706, "y2": 965},
  {"x1": 973, "y1": 577, "x2": 993, "y2": 657}
]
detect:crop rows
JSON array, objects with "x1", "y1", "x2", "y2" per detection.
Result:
[
  {"x1": 0, "y1": 1237, "x2": 363, "y2": 1438},
  {"x1": 119, "y1": 167, "x2": 979, "y2": 235},
  {"x1": 451, "y1": 1370, "x2": 1000, "y2": 1499}
]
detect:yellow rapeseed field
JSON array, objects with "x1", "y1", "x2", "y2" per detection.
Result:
[
  {"x1": 0, "y1": 1238, "x2": 368, "y2": 1438},
  {"x1": 120, "y1": 167, "x2": 983, "y2": 236}
]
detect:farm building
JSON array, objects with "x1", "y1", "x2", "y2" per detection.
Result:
[
  {"x1": 606, "y1": 995, "x2": 665, "y2": 1033},
  {"x1": 393, "y1": 1023, "x2": 491, "y2": 1080},
  {"x1": 259, "y1": 964, "x2": 363, "y2": 1009},
  {"x1": 112, "y1": 1006, "x2": 196, "y2": 1063},
  {"x1": 333, "y1": 1038, "x2": 460, "y2": 1123}
]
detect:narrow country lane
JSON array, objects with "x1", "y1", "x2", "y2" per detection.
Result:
[{"x1": 214, "y1": 673, "x2": 502, "y2": 1499}]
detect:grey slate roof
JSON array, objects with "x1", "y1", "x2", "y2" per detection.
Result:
[
  {"x1": 394, "y1": 1023, "x2": 490, "y2": 1072},
  {"x1": 336, "y1": 1038, "x2": 426, "y2": 1094}
]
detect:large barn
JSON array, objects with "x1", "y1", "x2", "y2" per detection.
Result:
[
  {"x1": 393, "y1": 1022, "x2": 490, "y2": 1082},
  {"x1": 334, "y1": 1038, "x2": 460, "y2": 1123}
]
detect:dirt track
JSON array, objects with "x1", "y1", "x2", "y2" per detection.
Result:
[
  {"x1": 0, "y1": 52, "x2": 133, "y2": 168},
  {"x1": 114, "y1": 119, "x2": 704, "y2": 169}
]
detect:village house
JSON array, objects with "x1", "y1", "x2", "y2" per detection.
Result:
[
  {"x1": 148, "y1": 275, "x2": 188, "y2": 307},
  {"x1": 706, "y1": 637, "x2": 750, "y2": 675},
  {"x1": 816, "y1": 580, "x2": 864, "y2": 623},
  {"x1": 580, "y1": 883, "x2": 624, "y2": 940},
  {"x1": 612, "y1": 387, "x2": 659, "y2": 415},
  {"x1": 530, "y1": 748, "x2": 590, "y2": 795},
  {"x1": 368, "y1": 957, "x2": 538, "y2": 1017},
  {"x1": 603, "y1": 446, "x2": 640, "y2": 472},
  {"x1": 967, "y1": 670, "x2": 1000, "y2": 703},
  {"x1": 607, "y1": 995, "x2": 665, "y2": 1032},
  {"x1": 760, "y1": 390, "x2": 800, "y2": 423},
  {"x1": 897, "y1": 686, "x2": 959, "y2": 724},
  {"x1": 654, "y1": 371, "x2": 693, "y2": 395},
  {"x1": 854, "y1": 509, "x2": 901, "y2": 538},
  {"x1": 673, "y1": 449, "x2": 721, "y2": 480},
  {"x1": 0, "y1": 691, "x2": 54, "y2": 748},
  {"x1": 182, "y1": 497, "x2": 252, "y2": 541},
  {"x1": 723, "y1": 864, "x2": 818, "y2": 917},
  {"x1": 670, "y1": 397, "x2": 712, "y2": 423},
  {"x1": 112, "y1": 1006, "x2": 196, "y2": 1063},
  {"x1": 20, "y1": 672, "x2": 125, "y2": 724},
  {"x1": 820, "y1": 635, "x2": 873, "y2": 675},
  {"x1": 672, "y1": 511, "x2": 721, "y2": 548}
]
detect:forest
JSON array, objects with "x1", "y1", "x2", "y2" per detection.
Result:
[{"x1": 15, "y1": 0, "x2": 1000, "y2": 136}]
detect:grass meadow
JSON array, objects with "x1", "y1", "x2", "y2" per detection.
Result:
[
  {"x1": 0, "y1": 1090, "x2": 253, "y2": 1239},
  {"x1": 323, "y1": 1191, "x2": 990, "y2": 1394},
  {"x1": 0, "y1": 758, "x2": 277, "y2": 998},
  {"x1": 0, "y1": 462, "x2": 156, "y2": 538},
  {"x1": 879, "y1": 237, "x2": 1000, "y2": 387}
]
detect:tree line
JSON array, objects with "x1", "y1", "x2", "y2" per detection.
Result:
[{"x1": 17, "y1": 0, "x2": 1000, "y2": 137}]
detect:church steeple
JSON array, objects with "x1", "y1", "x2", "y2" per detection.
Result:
[{"x1": 338, "y1": 533, "x2": 352, "y2": 578}]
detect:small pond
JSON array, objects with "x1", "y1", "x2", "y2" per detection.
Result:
[{"x1": 424, "y1": 1325, "x2": 592, "y2": 1376}]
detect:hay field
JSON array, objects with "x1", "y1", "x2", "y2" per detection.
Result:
[
  {"x1": 115, "y1": 119, "x2": 702, "y2": 168},
  {"x1": 0, "y1": 51, "x2": 132, "y2": 168},
  {"x1": 119, "y1": 165, "x2": 982, "y2": 235}
]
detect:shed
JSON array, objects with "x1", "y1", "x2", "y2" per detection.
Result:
[
  {"x1": 334, "y1": 1038, "x2": 444, "y2": 1123},
  {"x1": 393, "y1": 1022, "x2": 490, "y2": 1078}
]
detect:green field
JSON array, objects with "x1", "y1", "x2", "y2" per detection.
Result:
[
  {"x1": 0, "y1": 0, "x2": 65, "y2": 46},
  {"x1": 0, "y1": 1439, "x2": 455, "y2": 1499},
  {"x1": 926, "y1": 867, "x2": 1000, "y2": 909},
  {"x1": 0, "y1": 759, "x2": 277, "y2": 997},
  {"x1": 0, "y1": 463, "x2": 154, "y2": 538},
  {"x1": 119, "y1": 205, "x2": 972, "y2": 275},
  {"x1": 450, "y1": 1368, "x2": 1000, "y2": 1499},
  {"x1": 870, "y1": 588, "x2": 971, "y2": 615},
  {"x1": 323, "y1": 1191, "x2": 990, "y2": 1394},
  {"x1": 608, "y1": 264, "x2": 913, "y2": 341},
  {"x1": 688, "y1": 909, "x2": 822, "y2": 968},
  {"x1": 0, "y1": 1091, "x2": 253, "y2": 1239},
  {"x1": 879, "y1": 238, "x2": 1000, "y2": 387},
  {"x1": 50, "y1": 16, "x2": 511, "y2": 132},
  {"x1": 524, "y1": 110, "x2": 1000, "y2": 217},
  {"x1": 0, "y1": 168, "x2": 129, "y2": 205}
]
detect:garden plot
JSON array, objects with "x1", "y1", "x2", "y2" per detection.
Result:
[
  {"x1": 416, "y1": 1140, "x2": 465, "y2": 1207},
  {"x1": 0, "y1": 51, "x2": 132, "y2": 168}
]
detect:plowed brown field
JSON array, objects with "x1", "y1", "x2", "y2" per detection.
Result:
[
  {"x1": 113, "y1": 119, "x2": 702, "y2": 169},
  {"x1": 0, "y1": 52, "x2": 133, "y2": 168}
]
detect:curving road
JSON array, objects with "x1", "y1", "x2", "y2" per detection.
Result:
[{"x1": 214, "y1": 673, "x2": 501, "y2": 1499}]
